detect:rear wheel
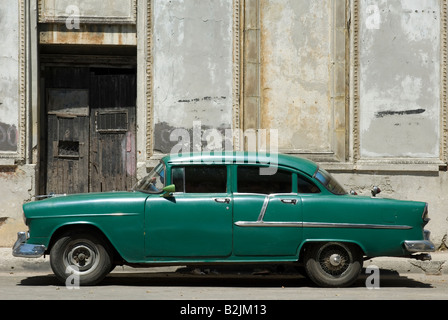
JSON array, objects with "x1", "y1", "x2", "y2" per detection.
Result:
[
  {"x1": 50, "y1": 232, "x2": 113, "y2": 286},
  {"x1": 304, "y1": 242, "x2": 363, "y2": 287}
]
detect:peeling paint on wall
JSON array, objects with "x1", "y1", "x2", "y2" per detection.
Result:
[
  {"x1": 0, "y1": 164, "x2": 34, "y2": 247},
  {"x1": 0, "y1": 218, "x2": 7, "y2": 228},
  {"x1": 154, "y1": 121, "x2": 233, "y2": 154},
  {"x1": 39, "y1": 24, "x2": 137, "y2": 46}
]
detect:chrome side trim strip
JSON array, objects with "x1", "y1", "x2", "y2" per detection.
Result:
[
  {"x1": 32, "y1": 212, "x2": 140, "y2": 219},
  {"x1": 302, "y1": 222, "x2": 412, "y2": 230},
  {"x1": 235, "y1": 221, "x2": 413, "y2": 230},
  {"x1": 235, "y1": 221, "x2": 302, "y2": 228}
]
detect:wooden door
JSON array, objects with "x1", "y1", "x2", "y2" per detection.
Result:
[
  {"x1": 46, "y1": 113, "x2": 90, "y2": 194},
  {"x1": 45, "y1": 67, "x2": 91, "y2": 194},
  {"x1": 45, "y1": 67, "x2": 136, "y2": 194},
  {"x1": 89, "y1": 69, "x2": 137, "y2": 192}
]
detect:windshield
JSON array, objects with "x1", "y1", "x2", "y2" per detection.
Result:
[
  {"x1": 134, "y1": 162, "x2": 165, "y2": 194},
  {"x1": 314, "y1": 168, "x2": 347, "y2": 195}
]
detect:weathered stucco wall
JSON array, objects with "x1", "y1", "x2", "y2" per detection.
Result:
[
  {"x1": 0, "y1": 165, "x2": 35, "y2": 247},
  {"x1": 260, "y1": 0, "x2": 332, "y2": 153},
  {"x1": 0, "y1": 0, "x2": 20, "y2": 153},
  {"x1": 152, "y1": 0, "x2": 234, "y2": 154},
  {"x1": 255, "y1": 0, "x2": 347, "y2": 162},
  {"x1": 359, "y1": 0, "x2": 441, "y2": 158}
]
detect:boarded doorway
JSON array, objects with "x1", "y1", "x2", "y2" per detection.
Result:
[{"x1": 43, "y1": 66, "x2": 137, "y2": 194}]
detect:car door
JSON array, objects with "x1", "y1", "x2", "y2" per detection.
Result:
[
  {"x1": 144, "y1": 165, "x2": 232, "y2": 258},
  {"x1": 233, "y1": 166, "x2": 306, "y2": 257}
]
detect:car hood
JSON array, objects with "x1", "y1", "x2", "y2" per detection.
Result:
[{"x1": 23, "y1": 191, "x2": 149, "y2": 219}]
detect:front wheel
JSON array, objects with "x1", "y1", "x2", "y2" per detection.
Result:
[
  {"x1": 304, "y1": 242, "x2": 363, "y2": 287},
  {"x1": 50, "y1": 232, "x2": 113, "y2": 286}
]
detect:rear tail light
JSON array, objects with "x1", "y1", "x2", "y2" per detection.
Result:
[{"x1": 422, "y1": 203, "x2": 430, "y2": 225}]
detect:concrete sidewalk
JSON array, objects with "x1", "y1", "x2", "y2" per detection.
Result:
[{"x1": 1, "y1": 247, "x2": 447, "y2": 276}]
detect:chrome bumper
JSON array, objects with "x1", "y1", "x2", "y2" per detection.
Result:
[
  {"x1": 12, "y1": 232, "x2": 46, "y2": 258},
  {"x1": 404, "y1": 240, "x2": 435, "y2": 253},
  {"x1": 404, "y1": 230, "x2": 435, "y2": 253}
]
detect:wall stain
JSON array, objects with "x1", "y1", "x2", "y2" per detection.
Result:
[
  {"x1": 178, "y1": 96, "x2": 227, "y2": 104},
  {"x1": 375, "y1": 109, "x2": 426, "y2": 118}
]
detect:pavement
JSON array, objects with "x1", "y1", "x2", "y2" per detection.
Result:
[{"x1": 1, "y1": 247, "x2": 447, "y2": 276}]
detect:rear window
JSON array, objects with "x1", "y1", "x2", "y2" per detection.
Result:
[
  {"x1": 237, "y1": 166, "x2": 292, "y2": 194},
  {"x1": 314, "y1": 168, "x2": 347, "y2": 195},
  {"x1": 297, "y1": 174, "x2": 321, "y2": 194}
]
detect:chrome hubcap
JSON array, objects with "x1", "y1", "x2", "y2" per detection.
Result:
[
  {"x1": 319, "y1": 244, "x2": 351, "y2": 276},
  {"x1": 329, "y1": 254, "x2": 342, "y2": 267},
  {"x1": 67, "y1": 244, "x2": 97, "y2": 272}
]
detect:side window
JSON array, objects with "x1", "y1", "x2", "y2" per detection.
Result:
[
  {"x1": 297, "y1": 174, "x2": 321, "y2": 194},
  {"x1": 171, "y1": 166, "x2": 227, "y2": 193},
  {"x1": 237, "y1": 166, "x2": 292, "y2": 194}
]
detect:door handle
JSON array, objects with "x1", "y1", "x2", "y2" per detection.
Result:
[
  {"x1": 215, "y1": 198, "x2": 231, "y2": 204},
  {"x1": 281, "y1": 199, "x2": 297, "y2": 205}
]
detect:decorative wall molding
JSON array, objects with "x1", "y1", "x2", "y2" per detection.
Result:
[
  {"x1": 441, "y1": 0, "x2": 448, "y2": 165},
  {"x1": 18, "y1": 0, "x2": 26, "y2": 161},
  {"x1": 351, "y1": 0, "x2": 361, "y2": 163},
  {"x1": 146, "y1": 0, "x2": 154, "y2": 160},
  {"x1": 233, "y1": 0, "x2": 242, "y2": 151}
]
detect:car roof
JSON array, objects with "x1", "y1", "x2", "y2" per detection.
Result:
[{"x1": 162, "y1": 152, "x2": 319, "y2": 177}]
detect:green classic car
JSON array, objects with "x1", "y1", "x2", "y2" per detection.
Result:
[{"x1": 13, "y1": 153, "x2": 434, "y2": 287}]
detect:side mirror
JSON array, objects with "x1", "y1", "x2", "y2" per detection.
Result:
[
  {"x1": 371, "y1": 186, "x2": 381, "y2": 197},
  {"x1": 161, "y1": 184, "x2": 176, "y2": 197}
]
